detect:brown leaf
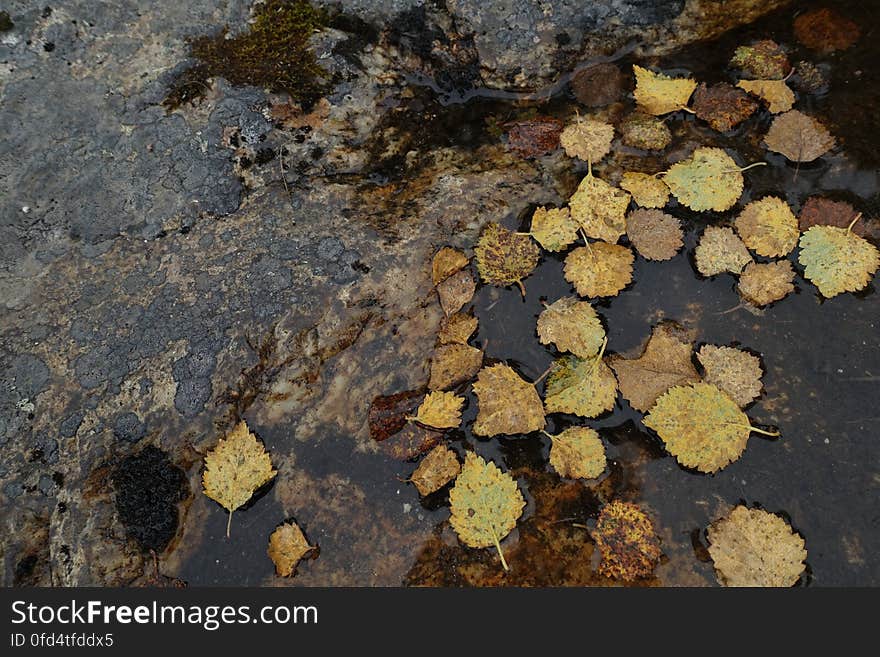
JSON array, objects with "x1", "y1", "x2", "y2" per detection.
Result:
[
  {"x1": 593, "y1": 501, "x2": 662, "y2": 581},
  {"x1": 438, "y1": 312, "x2": 478, "y2": 345},
  {"x1": 410, "y1": 445, "x2": 461, "y2": 496},
  {"x1": 730, "y1": 40, "x2": 791, "y2": 79},
  {"x1": 368, "y1": 390, "x2": 423, "y2": 442},
  {"x1": 268, "y1": 521, "x2": 316, "y2": 577},
  {"x1": 380, "y1": 423, "x2": 444, "y2": 461},
  {"x1": 619, "y1": 112, "x2": 671, "y2": 150},
  {"x1": 428, "y1": 344, "x2": 483, "y2": 391},
  {"x1": 432, "y1": 247, "x2": 468, "y2": 285},
  {"x1": 609, "y1": 323, "x2": 699, "y2": 413},
  {"x1": 505, "y1": 117, "x2": 563, "y2": 157},
  {"x1": 692, "y1": 83, "x2": 759, "y2": 132},
  {"x1": 798, "y1": 196, "x2": 865, "y2": 236},
  {"x1": 738, "y1": 260, "x2": 796, "y2": 307},
  {"x1": 764, "y1": 110, "x2": 835, "y2": 162},
  {"x1": 794, "y1": 8, "x2": 860, "y2": 53},
  {"x1": 437, "y1": 269, "x2": 476, "y2": 315},
  {"x1": 571, "y1": 63, "x2": 626, "y2": 107},
  {"x1": 625, "y1": 209, "x2": 683, "y2": 261}
]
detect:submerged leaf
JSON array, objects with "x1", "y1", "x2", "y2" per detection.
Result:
[
  {"x1": 697, "y1": 345, "x2": 763, "y2": 408},
  {"x1": 548, "y1": 426, "x2": 606, "y2": 480},
  {"x1": 609, "y1": 323, "x2": 699, "y2": 413},
  {"x1": 438, "y1": 312, "x2": 478, "y2": 345},
  {"x1": 730, "y1": 40, "x2": 791, "y2": 79},
  {"x1": 620, "y1": 172, "x2": 669, "y2": 209},
  {"x1": 432, "y1": 247, "x2": 468, "y2": 285},
  {"x1": 429, "y1": 343, "x2": 483, "y2": 390},
  {"x1": 798, "y1": 223, "x2": 880, "y2": 298},
  {"x1": 569, "y1": 172, "x2": 631, "y2": 242},
  {"x1": 505, "y1": 117, "x2": 563, "y2": 157},
  {"x1": 662, "y1": 147, "x2": 745, "y2": 212},
  {"x1": 738, "y1": 260, "x2": 796, "y2": 307},
  {"x1": 794, "y1": 7, "x2": 860, "y2": 53},
  {"x1": 412, "y1": 390, "x2": 465, "y2": 429},
  {"x1": 537, "y1": 296, "x2": 605, "y2": 358},
  {"x1": 529, "y1": 206, "x2": 579, "y2": 252},
  {"x1": 544, "y1": 349, "x2": 617, "y2": 419},
  {"x1": 410, "y1": 445, "x2": 461, "y2": 496},
  {"x1": 472, "y1": 364, "x2": 545, "y2": 436},
  {"x1": 764, "y1": 110, "x2": 835, "y2": 162},
  {"x1": 798, "y1": 196, "x2": 864, "y2": 235},
  {"x1": 449, "y1": 452, "x2": 525, "y2": 570},
  {"x1": 625, "y1": 209, "x2": 683, "y2": 261},
  {"x1": 564, "y1": 242, "x2": 634, "y2": 298},
  {"x1": 695, "y1": 226, "x2": 752, "y2": 277},
  {"x1": 644, "y1": 382, "x2": 774, "y2": 473},
  {"x1": 268, "y1": 521, "x2": 315, "y2": 577},
  {"x1": 203, "y1": 421, "x2": 278, "y2": 537},
  {"x1": 369, "y1": 390, "x2": 423, "y2": 441},
  {"x1": 691, "y1": 82, "x2": 759, "y2": 132},
  {"x1": 735, "y1": 196, "x2": 799, "y2": 257},
  {"x1": 437, "y1": 268, "x2": 476, "y2": 315},
  {"x1": 707, "y1": 506, "x2": 807, "y2": 587},
  {"x1": 737, "y1": 79, "x2": 795, "y2": 114},
  {"x1": 571, "y1": 63, "x2": 625, "y2": 107},
  {"x1": 559, "y1": 117, "x2": 614, "y2": 163},
  {"x1": 593, "y1": 501, "x2": 662, "y2": 581},
  {"x1": 475, "y1": 222, "x2": 540, "y2": 293},
  {"x1": 619, "y1": 112, "x2": 672, "y2": 150},
  {"x1": 380, "y1": 423, "x2": 443, "y2": 461},
  {"x1": 633, "y1": 65, "x2": 697, "y2": 116}
]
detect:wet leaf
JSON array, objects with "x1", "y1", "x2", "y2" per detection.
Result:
[
  {"x1": 609, "y1": 323, "x2": 699, "y2": 413},
  {"x1": 536, "y1": 296, "x2": 605, "y2": 358},
  {"x1": 798, "y1": 196, "x2": 865, "y2": 235},
  {"x1": 564, "y1": 243, "x2": 634, "y2": 298},
  {"x1": 544, "y1": 346, "x2": 617, "y2": 419},
  {"x1": 438, "y1": 312, "x2": 478, "y2": 345},
  {"x1": 432, "y1": 247, "x2": 468, "y2": 285},
  {"x1": 203, "y1": 421, "x2": 277, "y2": 537},
  {"x1": 529, "y1": 206, "x2": 579, "y2": 252},
  {"x1": 620, "y1": 172, "x2": 669, "y2": 209},
  {"x1": 472, "y1": 364, "x2": 545, "y2": 436},
  {"x1": 707, "y1": 506, "x2": 807, "y2": 587},
  {"x1": 794, "y1": 7, "x2": 860, "y2": 53},
  {"x1": 268, "y1": 521, "x2": 315, "y2": 577},
  {"x1": 592, "y1": 501, "x2": 662, "y2": 581},
  {"x1": 429, "y1": 343, "x2": 483, "y2": 391},
  {"x1": 547, "y1": 426, "x2": 606, "y2": 480},
  {"x1": 764, "y1": 110, "x2": 835, "y2": 162},
  {"x1": 697, "y1": 345, "x2": 763, "y2": 408},
  {"x1": 410, "y1": 445, "x2": 461, "y2": 496},
  {"x1": 437, "y1": 269, "x2": 476, "y2": 315},
  {"x1": 738, "y1": 260, "x2": 796, "y2": 307},
  {"x1": 619, "y1": 112, "x2": 671, "y2": 150},
  {"x1": 798, "y1": 222, "x2": 880, "y2": 298},
  {"x1": 559, "y1": 117, "x2": 614, "y2": 164},
  {"x1": 369, "y1": 389, "x2": 423, "y2": 441},
  {"x1": 412, "y1": 390, "x2": 465, "y2": 429},
  {"x1": 571, "y1": 63, "x2": 626, "y2": 107},
  {"x1": 691, "y1": 82, "x2": 759, "y2": 132},
  {"x1": 791, "y1": 60, "x2": 827, "y2": 93},
  {"x1": 449, "y1": 452, "x2": 525, "y2": 571},
  {"x1": 695, "y1": 226, "x2": 752, "y2": 276},
  {"x1": 730, "y1": 40, "x2": 791, "y2": 79},
  {"x1": 736, "y1": 79, "x2": 795, "y2": 114},
  {"x1": 662, "y1": 147, "x2": 746, "y2": 212},
  {"x1": 380, "y1": 423, "x2": 444, "y2": 461},
  {"x1": 625, "y1": 209, "x2": 683, "y2": 261},
  {"x1": 569, "y1": 172, "x2": 631, "y2": 242},
  {"x1": 735, "y1": 196, "x2": 799, "y2": 257},
  {"x1": 644, "y1": 382, "x2": 776, "y2": 473},
  {"x1": 475, "y1": 221, "x2": 540, "y2": 295},
  {"x1": 632, "y1": 65, "x2": 697, "y2": 116},
  {"x1": 505, "y1": 117, "x2": 564, "y2": 157}
]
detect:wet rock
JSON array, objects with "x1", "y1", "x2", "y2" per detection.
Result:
[{"x1": 113, "y1": 412, "x2": 146, "y2": 443}]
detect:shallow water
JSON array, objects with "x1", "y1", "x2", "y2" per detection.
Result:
[{"x1": 178, "y1": 0, "x2": 880, "y2": 586}]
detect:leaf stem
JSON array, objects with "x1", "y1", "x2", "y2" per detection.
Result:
[
  {"x1": 725, "y1": 422, "x2": 780, "y2": 437},
  {"x1": 533, "y1": 365, "x2": 553, "y2": 385},
  {"x1": 847, "y1": 213, "x2": 863, "y2": 234},
  {"x1": 736, "y1": 161, "x2": 768, "y2": 173},
  {"x1": 679, "y1": 105, "x2": 696, "y2": 114},
  {"x1": 541, "y1": 429, "x2": 555, "y2": 439},
  {"x1": 491, "y1": 528, "x2": 509, "y2": 572},
  {"x1": 516, "y1": 279, "x2": 527, "y2": 298},
  {"x1": 226, "y1": 511, "x2": 233, "y2": 538}
]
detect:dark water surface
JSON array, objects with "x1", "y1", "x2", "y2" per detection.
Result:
[{"x1": 180, "y1": 0, "x2": 879, "y2": 586}]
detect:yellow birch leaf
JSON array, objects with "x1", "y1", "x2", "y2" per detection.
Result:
[
  {"x1": 559, "y1": 117, "x2": 614, "y2": 163},
  {"x1": 410, "y1": 445, "x2": 461, "y2": 496},
  {"x1": 437, "y1": 269, "x2": 476, "y2": 315},
  {"x1": 735, "y1": 196, "x2": 799, "y2": 257},
  {"x1": 475, "y1": 221, "x2": 540, "y2": 296},
  {"x1": 428, "y1": 343, "x2": 483, "y2": 390},
  {"x1": 536, "y1": 296, "x2": 605, "y2": 358},
  {"x1": 529, "y1": 206, "x2": 579, "y2": 252},
  {"x1": 695, "y1": 226, "x2": 752, "y2": 276},
  {"x1": 568, "y1": 172, "x2": 631, "y2": 243},
  {"x1": 798, "y1": 221, "x2": 880, "y2": 298},
  {"x1": 544, "y1": 341, "x2": 617, "y2": 418},
  {"x1": 662, "y1": 147, "x2": 747, "y2": 212},
  {"x1": 411, "y1": 390, "x2": 464, "y2": 429},
  {"x1": 633, "y1": 65, "x2": 697, "y2": 115},
  {"x1": 738, "y1": 260, "x2": 795, "y2": 306},
  {"x1": 268, "y1": 521, "x2": 316, "y2": 577},
  {"x1": 593, "y1": 501, "x2": 662, "y2": 581},
  {"x1": 620, "y1": 172, "x2": 670, "y2": 209},
  {"x1": 564, "y1": 242, "x2": 634, "y2": 298},
  {"x1": 438, "y1": 312, "x2": 478, "y2": 345},
  {"x1": 547, "y1": 426, "x2": 606, "y2": 479},
  {"x1": 432, "y1": 247, "x2": 468, "y2": 285},
  {"x1": 737, "y1": 79, "x2": 795, "y2": 113},
  {"x1": 625, "y1": 209, "x2": 683, "y2": 261},
  {"x1": 472, "y1": 364, "x2": 545, "y2": 436},
  {"x1": 697, "y1": 345, "x2": 763, "y2": 408}
]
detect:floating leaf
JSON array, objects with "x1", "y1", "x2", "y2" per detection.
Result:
[
  {"x1": 547, "y1": 426, "x2": 606, "y2": 480},
  {"x1": 268, "y1": 521, "x2": 316, "y2": 577},
  {"x1": 691, "y1": 82, "x2": 759, "y2": 132},
  {"x1": 737, "y1": 79, "x2": 795, "y2": 114},
  {"x1": 410, "y1": 445, "x2": 460, "y2": 496},
  {"x1": 438, "y1": 312, "x2": 478, "y2": 345},
  {"x1": 564, "y1": 243, "x2": 634, "y2": 298},
  {"x1": 529, "y1": 206, "x2": 579, "y2": 252},
  {"x1": 619, "y1": 112, "x2": 671, "y2": 150},
  {"x1": 449, "y1": 452, "x2": 525, "y2": 571},
  {"x1": 730, "y1": 40, "x2": 791, "y2": 79},
  {"x1": 472, "y1": 364, "x2": 545, "y2": 436},
  {"x1": 559, "y1": 117, "x2": 614, "y2": 164},
  {"x1": 592, "y1": 501, "x2": 662, "y2": 581},
  {"x1": 437, "y1": 269, "x2": 476, "y2": 315},
  {"x1": 571, "y1": 63, "x2": 625, "y2": 107},
  {"x1": 475, "y1": 221, "x2": 540, "y2": 295},
  {"x1": 432, "y1": 247, "x2": 468, "y2": 285},
  {"x1": 536, "y1": 296, "x2": 605, "y2": 358},
  {"x1": 504, "y1": 117, "x2": 563, "y2": 157},
  {"x1": 707, "y1": 506, "x2": 807, "y2": 587},
  {"x1": 798, "y1": 196, "x2": 865, "y2": 235},
  {"x1": 738, "y1": 260, "x2": 795, "y2": 307},
  {"x1": 798, "y1": 220, "x2": 880, "y2": 298},
  {"x1": 609, "y1": 323, "x2": 699, "y2": 413},
  {"x1": 764, "y1": 110, "x2": 835, "y2": 162},
  {"x1": 544, "y1": 342, "x2": 617, "y2": 419},
  {"x1": 632, "y1": 65, "x2": 697, "y2": 115},
  {"x1": 203, "y1": 421, "x2": 277, "y2": 537},
  {"x1": 620, "y1": 172, "x2": 669, "y2": 209},
  {"x1": 794, "y1": 7, "x2": 860, "y2": 53},
  {"x1": 568, "y1": 172, "x2": 631, "y2": 242},
  {"x1": 643, "y1": 382, "x2": 778, "y2": 473},
  {"x1": 697, "y1": 345, "x2": 763, "y2": 408},
  {"x1": 625, "y1": 209, "x2": 683, "y2": 261},
  {"x1": 662, "y1": 147, "x2": 747, "y2": 212},
  {"x1": 411, "y1": 390, "x2": 465, "y2": 429},
  {"x1": 735, "y1": 196, "x2": 799, "y2": 257},
  {"x1": 694, "y1": 226, "x2": 752, "y2": 276},
  {"x1": 429, "y1": 343, "x2": 483, "y2": 391}
]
